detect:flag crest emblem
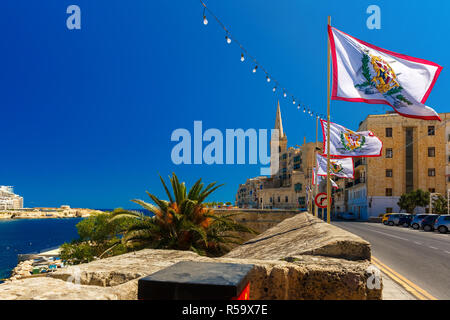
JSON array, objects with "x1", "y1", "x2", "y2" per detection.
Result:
[
  {"x1": 355, "y1": 51, "x2": 413, "y2": 107},
  {"x1": 340, "y1": 129, "x2": 365, "y2": 151},
  {"x1": 330, "y1": 160, "x2": 344, "y2": 174}
]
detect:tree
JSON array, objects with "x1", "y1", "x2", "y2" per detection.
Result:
[
  {"x1": 397, "y1": 189, "x2": 430, "y2": 213},
  {"x1": 432, "y1": 195, "x2": 448, "y2": 214},
  {"x1": 110, "y1": 173, "x2": 257, "y2": 257},
  {"x1": 60, "y1": 211, "x2": 133, "y2": 264}
]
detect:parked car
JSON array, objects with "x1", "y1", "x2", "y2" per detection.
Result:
[
  {"x1": 410, "y1": 214, "x2": 429, "y2": 229},
  {"x1": 386, "y1": 213, "x2": 408, "y2": 226},
  {"x1": 381, "y1": 213, "x2": 392, "y2": 225},
  {"x1": 420, "y1": 214, "x2": 440, "y2": 231},
  {"x1": 434, "y1": 215, "x2": 450, "y2": 234},
  {"x1": 341, "y1": 212, "x2": 356, "y2": 220},
  {"x1": 398, "y1": 214, "x2": 414, "y2": 227}
]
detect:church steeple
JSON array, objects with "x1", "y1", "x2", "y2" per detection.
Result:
[{"x1": 274, "y1": 101, "x2": 285, "y2": 138}]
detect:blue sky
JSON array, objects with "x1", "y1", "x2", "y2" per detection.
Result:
[{"x1": 1, "y1": 0, "x2": 448, "y2": 208}]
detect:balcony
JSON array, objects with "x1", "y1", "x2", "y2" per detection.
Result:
[{"x1": 354, "y1": 158, "x2": 366, "y2": 167}]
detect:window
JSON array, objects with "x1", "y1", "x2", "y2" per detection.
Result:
[
  {"x1": 386, "y1": 188, "x2": 393, "y2": 196},
  {"x1": 270, "y1": 197, "x2": 273, "y2": 203},
  {"x1": 282, "y1": 153, "x2": 287, "y2": 160},
  {"x1": 293, "y1": 156, "x2": 301, "y2": 162},
  {"x1": 294, "y1": 163, "x2": 301, "y2": 170},
  {"x1": 386, "y1": 128, "x2": 392, "y2": 137},
  {"x1": 428, "y1": 168, "x2": 436, "y2": 177},
  {"x1": 428, "y1": 147, "x2": 435, "y2": 157},
  {"x1": 298, "y1": 197, "x2": 306, "y2": 206},
  {"x1": 386, "y1": 169, "x2": 393, "y2": 177},
  {"x1": 386, "y1": 207, "x2": 393, "y2": 213},
  {"x1": 285, "y1": 196, "x2": 289, "y2": 203},
  {"x1": 429, "y1": 188, "x2": 435, "y2": 193},
  {"x1": 294, "y1": 183, "x2": 302, "y2": 192},
  {"x1": 428, "y1": 126, "x2": 435, "y2": 136},
  {"x1": 386, "y1": 148, "x2": 393, "y2": 158},
  {"x1": 277, "y1": 196, "x2": 280, "y2": 203}
]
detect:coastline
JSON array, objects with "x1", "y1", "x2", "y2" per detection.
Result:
[{"x1": 0, "y1": 208, "x2": 103, "y2": 220}]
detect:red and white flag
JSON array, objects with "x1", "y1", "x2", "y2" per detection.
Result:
[
  {"x1": 321, "y1": 120, "x2": 382, "y2": 157},
  {"x1": 316, "y1": 154, "x2": 354, "y2": 179},
  {"x1": 313, "y1": 168, "x2": 338, "y2": 189},
  {"x1": 328, "y1": 26, "x2": 442, "y2": 120}
]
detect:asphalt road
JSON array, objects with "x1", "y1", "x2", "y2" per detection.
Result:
[{"x1": 332, "y1": 220, "x2": 450, "y2": 300}]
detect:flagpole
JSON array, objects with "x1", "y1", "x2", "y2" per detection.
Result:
[
  {"x1": 326, "y1": 16, "x2": 332, "y2": 224},
  {"x1": 314, "y1": 115, "x2": 319, "y2": 218}
]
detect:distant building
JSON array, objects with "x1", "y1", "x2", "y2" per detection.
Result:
[
  {"x1": 0, "y1": 186, "x2": 24, "y2": 209},
  {"x1": 336, "y1": 112, "x2": 450, "y2": 219},
  {"x1": 235, "y1": 102, "x2": 320, "y2": 209}
]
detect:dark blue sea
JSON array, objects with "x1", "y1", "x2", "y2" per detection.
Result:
[
  {"x1": 0, "y1": 209, "x2": 150, "y2": 283},
  {"x1": 0, "y1": 218, "x2": 83, "y2": 283}
]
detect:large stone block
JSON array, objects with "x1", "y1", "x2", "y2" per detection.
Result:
[{"x1": 225, "y1": 213, "x2": 371, "y2": 261}]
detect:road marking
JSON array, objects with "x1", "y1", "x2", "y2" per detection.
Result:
[
  {"x1": 371, "y1": 256, "x2": 437, "y2": 300},
  {"x1": 445, "y1": 251, "x2": 450, "y2": 255},
  {"x1": 429, "y1": 246, "x2": 438, "y2": 250},
  {"x1": 367, "y1": 228, "x2": 409, "y2": 241},
  {"x1": 414, "y1": 241, "x2": 422, "y2": 245}
]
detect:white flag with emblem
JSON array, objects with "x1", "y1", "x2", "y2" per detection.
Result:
[
  {"x1": 321, "y1": 120, "x2": 382, "y2": 157},
  {"x1": 313, "y1": 167, "x2": 339, "y2": 189},
  {"x1": 328, "y1": 26, "x2": 442, "y2": 120},
  {"x1": 316, "y1": 154, "x2": 354, "y2": 179}
]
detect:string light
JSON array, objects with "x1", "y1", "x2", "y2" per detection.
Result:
[
  {"x1": 203, "y1": 8, "x2": 208, "y2": 25},
  {"x1": 199, "y1": 0, "x2": 324, "y2": 121}
]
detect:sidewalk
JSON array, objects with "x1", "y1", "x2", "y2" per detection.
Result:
[{"x1": 381, "y1": 272, "x2": 416, "y2": 300}]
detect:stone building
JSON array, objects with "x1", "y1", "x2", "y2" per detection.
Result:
[
  {"x1": 337, "y1": 112, "x2": 450, "y2": 219},
  {"x1": 0, "y1": 186, "x2": 24, "y2": 209},
  {"x1": 236, "y1": 102, "x2": 320, "y2": 209}
]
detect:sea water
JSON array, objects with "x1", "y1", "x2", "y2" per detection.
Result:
[{"x1": 0, "y1": 218, "x2": 83, "y2": 283}]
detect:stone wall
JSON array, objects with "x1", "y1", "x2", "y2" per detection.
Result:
[{"x1": 0, "y1": 212, "x2": 382, "y2": 300}]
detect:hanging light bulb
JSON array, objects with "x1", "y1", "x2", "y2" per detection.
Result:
[
  {"x1": 303, "y1": 107, "x2": 306, "y2": 113},
  {"x1": 283, "y1": 92, "x2": 287, "y2": 98},
  {"x1": 225, "y1": 35, "x2": 231, "y2": 44},
  {"x1": 272, "y1": 86, "x2": 277, "y2": 92},
  {"x1": 240, "y1": 53, "x2": 245, "y2": 62},
  {"x1": 252, "y1": 65, "x2": 258, "y2": 73},
  {"x1": 292, "y1": 98, "x2": 296, "y2": 105},
  {"x1": 266, "y1": 75, "x2": 271, "y2": 82},
  {"x1": 297, "y1": 105, "x2": 300, "y2": 110},
  {"x1": 203, "y1": 15, "x2": 208, "y2": 25}
]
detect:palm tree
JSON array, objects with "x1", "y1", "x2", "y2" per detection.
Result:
[{"x1": 110, "y1": 173, "x2": 256, "y2": 256}]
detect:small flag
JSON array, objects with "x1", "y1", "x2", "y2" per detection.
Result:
[
  {"x1": 316, "y1": 154, "x2": 354, "y2": 179},
  {"x1": 328, "y1": 26, "x2": 442, "y2": 120},
  {"x1": 313, "y1": 167, "x2": 339, "y2": 189},
  {"x1": 321, "y1": 120, "x2": 382, "y2": 157}
]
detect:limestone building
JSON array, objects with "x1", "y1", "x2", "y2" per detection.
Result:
[
  {"x1": 0, "y1": 186, "x2": 24, "y2": 209},
  {"x1": 236, "y1": 102, "x2": 320, "y2": 209},
  {"x1": 337, "y1": 112, "x2": 450, "y2": 219}
]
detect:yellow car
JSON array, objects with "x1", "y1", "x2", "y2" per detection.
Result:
[{"x1": 381, "y1": 213, "x2": 392, "y2": 225}]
